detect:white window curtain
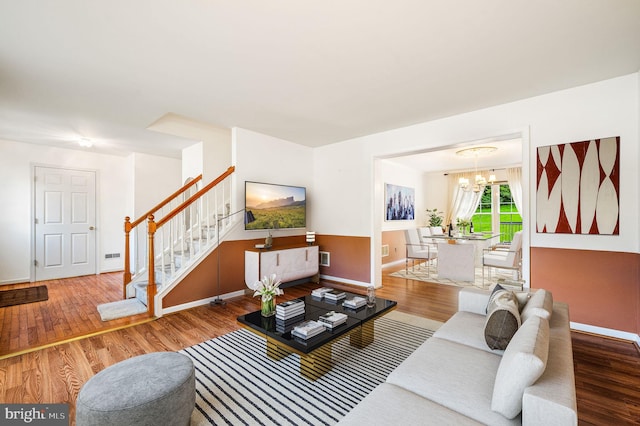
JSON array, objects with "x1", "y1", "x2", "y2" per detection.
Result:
[
  {"x1": 506, "y1": 167, "x2": 523, "y2": 214},
  {"x1": 445, "y1": 172, "x2": 485, "y2": 227}
]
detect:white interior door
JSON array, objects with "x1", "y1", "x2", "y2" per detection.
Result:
[{"x1": 34, "y1": 167, "x2": 97, "y2": 280}]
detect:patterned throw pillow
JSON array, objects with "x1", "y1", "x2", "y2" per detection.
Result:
[{"x1": 484, "y1": 289, "x2": 522, "y2": 350}]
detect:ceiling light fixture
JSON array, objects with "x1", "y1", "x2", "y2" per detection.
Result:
[
  {"x1": 455, "y1": 146, "x2": 497, "y2": 192},
  {"x1": 78, "y1": 138, "x2": 93, "y2": 148}
]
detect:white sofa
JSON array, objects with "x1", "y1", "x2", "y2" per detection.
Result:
[{"x1": 338, "y1": 288, "x2": 577, "y2": 425}]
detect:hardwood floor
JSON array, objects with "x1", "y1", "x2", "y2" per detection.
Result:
[
  {"x1": 0, "y1": 273, "x2": 149, "y2": 357},
  {"x1": 0, "y1": 269, "x2": 638, "y2": 425}
]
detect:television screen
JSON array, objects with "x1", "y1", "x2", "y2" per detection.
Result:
[{"x1": 245, "y1": 181, "x2": 306, "y2": 230}]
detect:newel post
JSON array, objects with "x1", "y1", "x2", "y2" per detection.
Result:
[
  {"x1": 123, "y1": 216, "x2": 132, "y2": 298},
  {"x1": 147, "y1": 215, "x2": 157, "y2": 317}
]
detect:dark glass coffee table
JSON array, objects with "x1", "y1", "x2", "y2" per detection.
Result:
[{"x1": 237, "y1": 292, "x2": 397, "y2": 380}]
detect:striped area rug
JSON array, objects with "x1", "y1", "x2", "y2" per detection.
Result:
[{"x1": 181, "y1": 314, "x2": 436, "y2": 426}]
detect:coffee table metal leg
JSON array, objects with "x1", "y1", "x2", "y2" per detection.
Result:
[
  {"x1": 300, "y1": 344, "x2": 332, "y2": 381},
  {"x1": 350, "y1": 321, "x2": 375, "y2": 348},
  {"x1": 266, "y1": 339, "x2": 290, "y2": 361}
]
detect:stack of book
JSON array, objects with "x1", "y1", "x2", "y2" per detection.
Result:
[
  {"x1": 275, "y1": 313, "x2": 305, "y2": 333},
  {"x1": 318, "y1": 311, "x2": 348, "y2": 330},
  {"x1": 276, "y1": 300, "x2": 305, "y2": 319},
  {"x1": 291, "y1": 320, "x2": 325, "y2": 340},
  {"x1": 275, "y1": 300, "x2": 306, "y2": 333},
  {"x1": 342, "y1": 295, "x2": 367, "y2": 310},
  {"x1": 323, "y1": 290, "x2": 346, "y2": 303},
  {"x1": 311, "y1": 287, "x2": 334, "y2": 299}
]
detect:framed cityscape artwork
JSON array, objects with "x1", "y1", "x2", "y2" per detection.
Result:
[{"x1": 385, "y1": 183, "x2": 415, "y2": 221}]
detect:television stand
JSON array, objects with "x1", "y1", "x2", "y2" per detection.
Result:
[{"x1": 245, "y1": 245, "x2": 319, "y2": 288}]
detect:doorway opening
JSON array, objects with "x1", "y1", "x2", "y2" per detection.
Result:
[{"x1": 373, "y1": 132, "x2": 529, "y2": 290}]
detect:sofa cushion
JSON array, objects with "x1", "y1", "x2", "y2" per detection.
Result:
[
  {"x1": 458, "y1": 287, "x2": 493, "y2": 315},
  {"x1": 336, "y1": 383, "x2": 484, "y2": 425},
  {"x1": 514, "y1": 291, "x2": 531, "y2": 310},
  {"x1": 387, "y1": 337, "x2": 519, "y2": 426},
  {"x1": 434, "y1": 311, "x2": 505, "y2": 354},
  {"x1": 484, "y1": 289, "x2": 521, "y2": 350},
  {"x1": 520, "y1": 289, "x2": 553, "y2": 323},
  {"x1": 523, "y1": 302, "x2": 578, "y2": 425},
  {"x1": 492, "y1": 315, "x2": 550, "y2": 419}
]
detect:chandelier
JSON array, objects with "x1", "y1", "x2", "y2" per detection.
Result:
[{"x1": 456, "y1": 146, "x2": 497, "y2": 193}]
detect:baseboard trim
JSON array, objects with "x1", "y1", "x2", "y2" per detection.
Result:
[
  {"x1": 319, "y1": 274, "x2": 372, "y2": 288},
  {"x1": 161, "y1": 290, "x2": 246, "y2": 316},
  {"x1": 0, "y1": 277, "x2": 31, "y2": 285},
  {"x1": 570, "y1": 321, "x2": 640, "y2": 345},
  {"x1": 382, "y1": 259, "x2": 406, "y2": 268},
  {"x1": 99, "y1": 267, "x2": 123, "y2": 274}
]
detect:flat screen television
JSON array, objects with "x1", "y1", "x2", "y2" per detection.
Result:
[{"x1": 244, "y1": 181, "x2": 306, "y2": 230}]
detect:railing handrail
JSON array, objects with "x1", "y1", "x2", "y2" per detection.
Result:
[
  {"x1": 129, "y1": 174, "x2": 203, "y2": 229},
  {"x1": 156, "y1": 166, "x2": 235, "y2": 229},
  {"x1": 144, "y1": 166, "x2": 236, "y2": 315},
  {"x1": 123, "y1": 174, "x2": 202, "y2": 292}
]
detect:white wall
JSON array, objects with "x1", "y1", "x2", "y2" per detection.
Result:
[
  {"x1": 132, "y1": 152, "x2": 182, "y2": 218},
  {"x1": 637, "y1": 71, "x2": 640, "y2": 249},
  {"x1": 146, "y1": 113, "x2": 231, "y2": 183},
  {"x1": 231, "y1": 128, "x2": 314, "y2": 240},
  {"x1": 130, "y1": 152, "x2": 182, "y2": 272},
  {"x1": 312, "y1": 140, "x2": 371, "y2": 237},
  {"x1": 313, "y1": 72, "x2": 638, "y2": 287},
  {"x1": 0, "y1": 140, "x2": 183, "y2": 284},
  {"x1": 423, "y1": 172, "x2": 449, "y2": 225},
  {"x1": 315, "y1": 73, "x2": 639, "y2": 253},
  {"x1": 0, "y1": 140, "x2": 132, "y2": 283},
  {"x1": 202, "y1": 130, "x2": 232, "y2": 183},
  {"x1": 182, "y1": 142, "x2": 204, "y2": 183}
]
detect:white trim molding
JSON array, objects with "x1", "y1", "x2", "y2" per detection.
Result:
[
  {"x1": 571, "y1": 321, "x2": 640, "y2": 346},
  {"x1": 319, "y1": 274, "x2": 375, "y2": 288},
  {"x1": 159, "y1": 290, "x2": 247, "y2": 316}
]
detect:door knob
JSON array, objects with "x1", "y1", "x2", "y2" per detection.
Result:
[{"x1": 89, "y1": 226, "x2": 95, "y2": 230}]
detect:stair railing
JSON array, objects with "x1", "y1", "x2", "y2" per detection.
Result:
[
  {"x1": 145, "y1": 166, "x2": 236, "y2": 315},
  {"x1": 123, "y1": 174, "x2": 202, "y2": 297}
]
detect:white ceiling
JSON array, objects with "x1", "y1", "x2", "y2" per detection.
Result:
[
  {"x1": 386, "y1": 137, "x2": 523, "y2": 174},
  {"x1": 1, "y1": 1, "x2": 639, "y2": 158}
]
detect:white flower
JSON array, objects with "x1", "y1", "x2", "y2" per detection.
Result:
[{"x1": 253, "y1": 273, "x2": 284, "y2": 299}]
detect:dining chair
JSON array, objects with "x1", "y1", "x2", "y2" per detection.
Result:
[
  {"x1": 482, "y1": 230, "x2": 523, "y2": 285},
  {"x1": 405, "y1": 229, "x2": 437, "y2": 276}
]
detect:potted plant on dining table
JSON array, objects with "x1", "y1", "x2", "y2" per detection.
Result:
[
  {"x1": 426, "y1": 208, "x2": 444, "y2": 229},
  {"x1": 456, "y1": 218, "x2": 471, "y2": 235}
]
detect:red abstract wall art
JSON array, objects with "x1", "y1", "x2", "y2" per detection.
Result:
[{"x1": 536, "y1": 137, "x2": 619, "y2": 235}]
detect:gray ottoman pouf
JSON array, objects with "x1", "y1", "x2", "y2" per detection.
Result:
[{"x1": 76, "y1": 352, "x2": 195, "y2": 426}]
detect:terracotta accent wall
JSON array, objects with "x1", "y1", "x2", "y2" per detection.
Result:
[
  {"x1": 316, "y1": 235, "x2": 371, "y2": 284},
  {"x1": 382, "y1": 230, "x2": 407, "y2": 266},
  {"x1": 163, "y1": 235, "x2": 308, "y2": 308},
  {"x1": 530, "y1": 247, "x2": 639, "y2": 335}
]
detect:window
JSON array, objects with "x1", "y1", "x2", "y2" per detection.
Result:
[
  {"x1": 471, "y1": 184, "x2": 522, "y2": 242},
  {"x1": 472, "y1": 185, "x2": 492, "y2": 232}
]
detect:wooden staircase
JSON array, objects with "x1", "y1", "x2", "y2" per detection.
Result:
[{"x1": 123, "y1": 166, "x2": 237, "y2": 316}]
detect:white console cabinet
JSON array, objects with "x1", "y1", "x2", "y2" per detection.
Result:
[{"x1": 245, "y1": 245, "x2": 319, "y2": 288}]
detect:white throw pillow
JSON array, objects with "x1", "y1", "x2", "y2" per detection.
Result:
[
  {"x1": 514, "y1": 291, "x2": 531, "y2": 310},
  {"x1": 491, "y1": 315, "x2": 550, "y2": 419},
  {"x1": 520, "y1": 289, "x2": 553, "y2": 323}
]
